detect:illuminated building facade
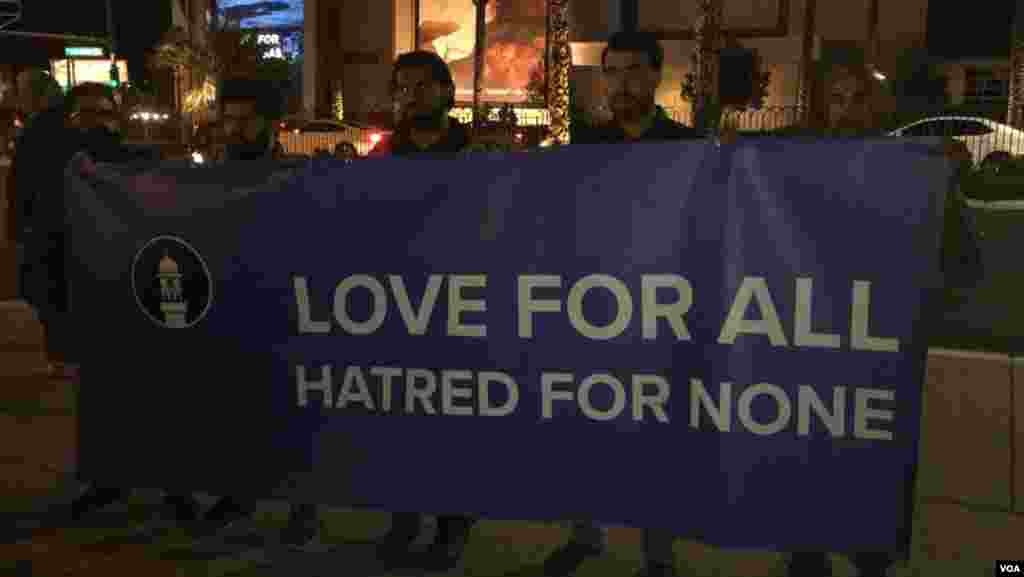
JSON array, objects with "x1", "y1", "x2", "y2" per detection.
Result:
[{"x1": 302, "y1": 1, "x2": 928, "y2": 126}]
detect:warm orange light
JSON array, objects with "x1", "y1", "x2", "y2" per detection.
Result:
[{"x1": 370, "y1": 133, "x2": 382, "y2": 144}]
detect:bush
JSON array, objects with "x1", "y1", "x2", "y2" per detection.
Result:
[{"x1": 959, "y1": 170, "x2": 1024, "y2": 202}]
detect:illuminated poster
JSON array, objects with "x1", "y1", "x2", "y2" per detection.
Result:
[{"x1": 418, "y1": 0, "x2": 546, "y2": 103}]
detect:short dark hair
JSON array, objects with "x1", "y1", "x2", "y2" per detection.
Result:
[
  {"x1": 601, "y1": 31, "x2": 664, "y2": 71},
  {"x1": 391, "y1": 50, "x2": 456, "y2": 109},
  {"x1": 68, "y1": 82, "x2": 117, "y2": 112}
]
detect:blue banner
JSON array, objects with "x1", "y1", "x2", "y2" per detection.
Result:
[{"x1": 66, "y1": 139, "x2": 948, "y2": 553}]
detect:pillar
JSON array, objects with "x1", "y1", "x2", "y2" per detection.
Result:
[
  {"x1": 548, "y1": 0, "x2": 571, "y2": 144},
  {"x1": 692, "y1": 0, "x2": 723, "y2": 133},
  {"x1": 303, "y1": 0, "x2": 317, "y2": 119}
]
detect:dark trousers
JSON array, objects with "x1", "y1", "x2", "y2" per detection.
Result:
[
  {"x1": 391, "y1": 511, "x2": 475, "y2": 544},
  {"x1": 789, "y1": 551, "x2": 893, "y2": 575}
]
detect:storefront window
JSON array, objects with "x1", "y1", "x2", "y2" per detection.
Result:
[
  {"x1": 50, "y1": 59, "x2": 128, "y2": 91},
  {"x1": 417, "y1": 0, "x2": 547, "y2": 104}
]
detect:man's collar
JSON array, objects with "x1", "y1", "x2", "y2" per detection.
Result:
[{"x1": 619, "y1": 105, "x2": 662, "y2": 139}]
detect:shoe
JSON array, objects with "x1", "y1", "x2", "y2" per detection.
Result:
[
  {"x1": 162, "y1": 493, "x2": 200, "y2": 523},
  {"x1": 69, "y1": 486, "x2": 127, "y2": 522},
  {"x1": 198, "y1": 497, "x2": 252, "y2": 538},
  {"x1": 634, "y1": 563, "x2": 677, "y2": 577},
  {"x1": 849, "y1": 552, "x2": 892, "y2": 577},
  {"x1": 542, "y1": 541, "x2": 606, "y2": 577},
  {"x1": 787, "y1": 552, "x2": 832, "y2": 577},
  {"x1": 280, "y1": 521, "x2": 333, "y2": 553},
  {"x1": 280, "y1": 507, "x2": 333, "y2": 553},
  {"x1": 419, "y1": 538, "x2": 468, "y2": 573},
  {"x1": 418, "y1": 517, "x2": 472, "y2": 573},
  {"x1": 374, "y1": 514, "x2": 421, "y2": 558}
]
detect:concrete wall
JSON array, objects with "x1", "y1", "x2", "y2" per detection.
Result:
[
  {"x1": 329, "y1": 0, "x2": 396, "y2": 122},
  {"x1": 303, "y1": 0, "x2": 317, "y2": 117}
]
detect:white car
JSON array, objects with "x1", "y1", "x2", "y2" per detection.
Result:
[
  {"x1": 888, "y1": 115, "x2": 1024, "y2": 169},
  {"x1": 277, "y1": 118, "x2": 391, "y2": 157}
]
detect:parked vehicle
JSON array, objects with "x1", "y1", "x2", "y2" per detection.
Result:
[
  {"x1": 277, "y1": 118, "x2": 391, "y2": 157},
  {"x1": 888, "y1": 116, "x2": 1024, "y2": 170}
]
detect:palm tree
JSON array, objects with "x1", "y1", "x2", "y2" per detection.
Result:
[
  {"x1": 692, "y1": 0, "x2": 723, "y2": 134},
  {"x1": 1009, "y1": 1, "x2": 1024, "y2": 126}
]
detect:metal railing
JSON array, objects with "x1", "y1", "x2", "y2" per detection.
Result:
[
  {"x1": 278, "y1": 128, "x2": 376, "y2": 157},
  {"x1": 883, "y1": 118, "x2": 1024, "y2": 168},
  {"x1": 663, "y1": 106, "x2": 806, "y2": 132}
]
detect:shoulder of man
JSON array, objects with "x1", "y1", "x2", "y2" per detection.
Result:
[
  {"x1": 652, "y1": 108, "x2": 702, "y2": 140},
  {"x1": 571, "y1": 121, "x2": 617, "y2": 145},
  {"x1": 450, "y1": 118, "x2": 473, "y2": 152}
]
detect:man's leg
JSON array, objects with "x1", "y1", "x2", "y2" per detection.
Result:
[
  {"x1": 419, "y1": 514, "x2": 476, "y2": 570},
  {"x1": 848, "y1": 552, "x2": 893, "y2": 577},
  {"x1": 542, "y1": 520, "x2": 606, "y2": 577},
  {"x1": 280, "y1": 503, "x2": 331, "y2": 552},
  {"x1": 375, "y1": 511, "x2": 423, "y2": 556},
  {"x1": 638, "y1": 528, "x2": 677, "y2": 577},
  {"x1": 69, "y1": 486, "x2": 129, "y2": 521},
  {"x1": 786, "y1": 552, "x2": 831, "y2": 577}
]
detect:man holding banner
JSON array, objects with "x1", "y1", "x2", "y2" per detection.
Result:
[
  {"x1": 541, "y1": 31, "x2": 700, "y2": 577},
  {"x1": 354, "y1": 50, "x2": 480, "y2": 571}
]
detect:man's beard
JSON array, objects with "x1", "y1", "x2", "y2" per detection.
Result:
[
  {"x1": 403, "y1": 107, "x2": 447, "y2": 131},
  {"x1": 610, "y1": 94, "x2": 653, "y2": 124}
]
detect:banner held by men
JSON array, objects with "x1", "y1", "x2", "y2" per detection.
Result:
[{"x1": 66, "y1": 140, "x2": 947, "y2": 553}]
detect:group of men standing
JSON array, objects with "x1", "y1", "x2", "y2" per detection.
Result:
[{"x1": 7, "y1": 30, "x2": 936, "y2": 577}]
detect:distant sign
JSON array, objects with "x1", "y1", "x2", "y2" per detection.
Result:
[
  {"x1": 65, "y1": 46, "x2": 105, "y2": 57},
  {"x1": 256, "y1": 33, "x2": 284, "y2": 59}
]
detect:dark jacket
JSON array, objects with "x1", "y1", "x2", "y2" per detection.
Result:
[
  {"x1": 575, "y1": 106, "x2": 702, "y2": 144},
  {"x1": 226, "y1": 141, "x2": 272, "y2": 161},
  {"x1": 367, "y1": 118, "x2": 472, "y2": 157},
  {"x1": 77, "y1": 126, "x2": 136, "y2": 163},
  {"x1": 8, "y1": 105, "x2": 73, "y2": 243}
]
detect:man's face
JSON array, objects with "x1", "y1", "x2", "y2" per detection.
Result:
[
  {"x1": 602, "y1": 50, "x2": 661, "y2": 122},
  {"x1": 828, "y1": 73, "x2": 868, "y2": 129},
  {"x1": 335, "y1": 144, "x2": 355, "y2": 160},
  {"x1": 75, "y1": 94, "x2": 119, "y2": 132},
  {"x1": 15, "y1": 74, "x2": 33, "y2": 113},
  {"x1": 393, "y1": 65, "x2": 449, "y2": 129},
  {"x1": 223, "y1": 100, "x2": 256, "y2": 140}
]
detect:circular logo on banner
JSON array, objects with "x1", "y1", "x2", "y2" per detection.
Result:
[{"x1": 131, "y1": 235, "x2": 214, "y2": 329}]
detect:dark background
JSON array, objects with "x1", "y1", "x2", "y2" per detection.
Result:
[
  {"x1": 5, "y1": 1, "x2": 1022, "y2": 76},
  {"x1": 926, "y1": 0, "x2": 1017, "y2": 58}
]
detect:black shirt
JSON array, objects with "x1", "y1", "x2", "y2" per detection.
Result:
[
  {"x1": 10, "y1": 105, "x2": 76, "y2": 240},
  {"x1": 385, "y1": 119, "x2": 472, "y2": 156},
  {"x1": 576, "y1": 106, "x2": 702, "y2": 144}
]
